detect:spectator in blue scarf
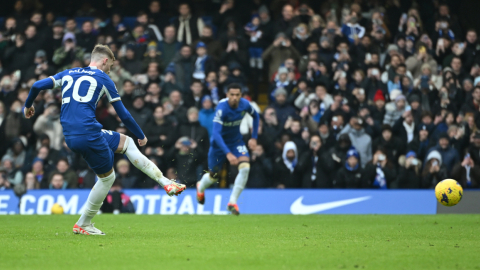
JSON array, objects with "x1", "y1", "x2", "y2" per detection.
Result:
[{"x1": 334, "y1": 147, "x2": 364, "y2": 188}]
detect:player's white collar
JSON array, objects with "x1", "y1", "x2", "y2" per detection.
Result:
[{"x1": 89, "y1": 66, "x2": 97, "y2": 69}]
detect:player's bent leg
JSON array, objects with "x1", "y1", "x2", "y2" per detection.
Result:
[
  {"x1": 196, "y1": 171, "x2": 218, "y2": 205},
  {"x1": 74, "y1": 168, "x2": 116, "y2": 235},
  {"x1": 228, "y1": 160, "x2": 250, "y2": 216},
  {"x1": 118, "y1": 135, "x2": 185, "y2": 196}
]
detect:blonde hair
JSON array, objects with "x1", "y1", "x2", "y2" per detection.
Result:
[{"x1": 91, "y1": 44, "x2": 115, "y2": 62}]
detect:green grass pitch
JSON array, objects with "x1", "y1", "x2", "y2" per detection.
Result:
[{"x1": 1, "y1": 215, "x2": 479, "y2": 270}]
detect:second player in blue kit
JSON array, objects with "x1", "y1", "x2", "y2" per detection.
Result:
[{"x1": 197, "y1": 83, "x2": 260, "y2": 215}]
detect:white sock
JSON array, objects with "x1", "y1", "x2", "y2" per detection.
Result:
[
  {"x1": 256, "y1": 58, "x2": 263, "y2": 69},
  {"x1": 198, "y1": 173, "x2": 217, "y2": 192},
  {"x1": 77, "y1": 172, "x2": 115, "y2": 226},
  {"x1": 249, "y1": 58, "x2": 256, "y2": 68},
  {"x1": 229, "y1": 166, "x2": 250, "y2": 204},
  {"x1": 123, "y1": 137, "x2": 171, "y2": 187}
]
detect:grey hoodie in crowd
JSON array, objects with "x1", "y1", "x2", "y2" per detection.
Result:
[{"x1": 338, "y1": 124, "x2": 372, "y2": 168}]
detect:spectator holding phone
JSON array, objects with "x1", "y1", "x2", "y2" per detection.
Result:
[
  {"x1": 363, "y1": 147, "x2": 396, "y2": 189},
  {"x1": 422, "y1": 150, "x2": 448, "y2": 188},
  {"x1": 395, "y1": 151, "x2": 422, "y2": 188},
  {"x1": 451, "y1": 153, "x2": 480, "y2": 188}
]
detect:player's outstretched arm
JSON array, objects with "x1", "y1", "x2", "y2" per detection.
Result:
[
  {"x1": 24, "y1": 78, "x2": 54, "y2": 118},
  {"x1": 111, "y1": 101, "x2": 147, "y2": 145}
]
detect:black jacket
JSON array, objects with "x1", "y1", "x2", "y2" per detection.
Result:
[
  {"x1": 334, "y1": 165, "x2": 363, "y2": 188},
  {"x1": 273, "y1": 156, "x2": 302, "y2": 188},
  {"x1": 144, "y1": 119, "x2": 177, "y2": 149},
  {"x1": 178, "y1": 121, "x2": 209, "y2": 159},
  {"x1": 297, "y1": 149, "x2": 332, "y2": 188},
  {"x1": 362, "y1": 162, "x2": 396, "y2": 188},
  {"x1": 247, "y1": 153, "x2": 274, "y2": 188}
]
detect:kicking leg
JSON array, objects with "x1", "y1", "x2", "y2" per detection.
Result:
[
  {"x1": 196, "y1": 171, "x2": 218, "y2": 204},
  {"x1": 228, "y1": 157, "x2": 250, "y2": 215},
  {"x1": 117, "y1": 135, "x2": 185, "y2": 195},
  {"x1": 74, "y1": 168, "x2": 116, "y2": 235}
]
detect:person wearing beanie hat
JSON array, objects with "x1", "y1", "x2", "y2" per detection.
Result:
[
  {"x1": 334, "y1": 147, "x2": 364, "y2": 188},
  {"x1": 422, "y1": 150, "x2": 448, "y2": 188},
  {"x1": 371, "y1": 90, "x2": 386, "y2": 124},
  {"x1": 425, "y1": 131, "x2": 460, "y2": 175},
  {"x1": 53, "y1": 32, "x2": 85, "y2": 69},
  {"x1": 193, "y1": 41, "x2": 215, "y2": 80},
  {"x1": 272, "y1": 87, "x2": 296, "y2": 126},
  {"x1": 270, "y1": 66, "x2": 293, "y2": 101}
]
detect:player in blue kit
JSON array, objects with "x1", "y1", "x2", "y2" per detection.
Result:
[
  {"x1": 24, "y1": 45, "x2": 185, "y2": 235},
  {"x1": 196, "y1": 83, "x2": 259, "y2": 215}
]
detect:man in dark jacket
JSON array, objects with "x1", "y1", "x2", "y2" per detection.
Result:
[
  {"x1": 272, "y1": 88, "x2": 296, "y2": 127},
  {"x1": 177, "y1": 107, "x2": 209, "y2": 160},
  {"x1": 158, "y1": 26, "x2": 182, "y2": 70},
  {"x1": 427, "y1": 132, "x2": 460, "y2": 174},
  {"x1": 373, "y1": 124, "x2": 405, "y2": 162},
  {"x1": 76, "y1": 21, "x2": 96, "y2": 52},
  {"x1": 247, "y1": 145, "x2": 273, "y2": 188},
  {"x1": 192, "y1": 26, "x2": 223, "y2": 61},
  {"x1": 129, "y1": 94, "x2": 152, "y2": 130},
  {"x1": 274, "y1": 4, "x2": 300, "y2": 37},
  {"x1": 334, "y1": 147, "x2": 364, "y2": 188},
  {"x1": 173, "y1": 45, "x2": 195, "y2": 94},
  {"x1": 145, "y1": 106, "x2": 177, "y2": 150},
  {"x1": 297, "y1": 135, "x2": 331, "y2": 188},
  {"x1": 396, "y1": 151, "x2": 423, "y2": 189}
]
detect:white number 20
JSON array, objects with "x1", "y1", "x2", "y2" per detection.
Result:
[
  {"x1": 61, "y1": 75, "x2": 97, "y2": 104},
  {"x1": 237, "y1": 146, "x2": 248, "y2": 154}
]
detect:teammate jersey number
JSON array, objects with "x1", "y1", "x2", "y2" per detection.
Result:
[{"x1": 61, "y1": 75, "x2": 98, "y2": 105}]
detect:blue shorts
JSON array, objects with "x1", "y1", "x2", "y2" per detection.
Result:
[
  {"x1": 248, "y1": 47, "x2": 263, "y2": 58},
  {"x1": 65, "y1": 130, "x2": 121, "y2": 175},
  {"x1": 208, "y1": 141, "x2": 250, "y2": 173}
]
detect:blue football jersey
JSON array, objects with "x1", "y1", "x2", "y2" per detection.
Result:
[
  {"x1": 212, "y1": 98, "x2": 255, "y2": 146},
  {"x1": 50, "y1": 66, "x2": 120, "y2": 136}
]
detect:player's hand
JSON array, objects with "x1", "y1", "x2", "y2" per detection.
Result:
[
  {"x1": 138, "y1": 136, "x2": 148, "y2": 147},
  {"x1": 248, "y1": 138, "x2": 257, "y2": 150},
  {"x1": 24, "y1": 106, "x2": 35, "y2": 119},
  {"x1": 226, "y1": 153, "x2": 239, "y2": 166}
]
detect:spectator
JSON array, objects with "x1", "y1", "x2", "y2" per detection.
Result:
[
  {"x1": 145, "y1": 106, "x2": 177, "y2": 149},
  {"x1": 384, "y1": 93, "x2": 407, "y2": 127},
  {"x1": 3, "y1": 138, "x2": 26, "y2": 169},
  {"x1": 298, "y1": 135, "x2": 330, "y2": 188},
  {"x1": 339, "y1": 116, "x2": 372, "y2": 168},
  {"x1": 121, "y1": 45, "x2": 143, "y2": 75},
  {"x1": 273, "y1": 141, "x2": 300, "y2": 188},
  {"x1": 169, "y1": 90, "x2": 188, "y2": 125},
  {"x1": 271, "y1": 88, "x2": 296, "y2": 126},
  {"x1": 172, "y1": 45, "x2": 195, "y2": 94},
  {"x1": 142, "y1": 45, "x2": 162, "y2": 73},
  {"x1": 406, "y1": 43, "x2": 438, "y2": 79},
  {"x1": 129, "y1": 94, "x2": 152, "y2": 129},
  {"x1": 148, "y1": 0, "x2": 169, "y2": 33},
  {"x1": 198, "y1": 96, "x2": 215, "y2": 136},
  {"x1": 3, "y1": 34, "x2": 31, "y2": 74},
  {"x1": 52, "y1": 32, "x2": 84, "y2": 71},
  {"x1": 393, "y1": 151, "x2": 422, "y2": 188},
  {"x1": 363, "y1": 147, "x2": 396, "y2": 189},
  {"x1": 194, "y1": 26, "x2": 223, "y2": 62},
  {"x1": 422, "y1": 150, "x2": 448, "y2": 188},
  {"x1": 334, "y1": 147, "x2": 363, "y2": 188},
  {"x1": 173, "y1": 3, "x2": 204, "y2": 45},
  {"x1": 178, "y1": 107, "x2": 209, "y2": 159},
  {"x1": 262, "y1": 32, "x2": 301, "y2": 78},
  {"x1": 115, "y1": 159, "x2": 136, "y2": 189},
  {"x1": 274, "y1": 4, "x2": 299, "y2": 37},
  {"x1": 192, "y1": 42, "x2": 216, "y2": 81},
  {"x1": 76, "y1": 21, "x2": 96, "y2": 52},
  {"x1": 47, "y1": 158, "x2": 78, "y2": 189},
  {"x1": 341, "y1": 10, "x2": 366, "y2": 44},
  {"x1": 33, "y1": 103, "x2": 63, "y2": 150},
  {"x1": 427, "y1": 132, "x2": 460, "y2": 174},
  {"x1": 168, "y1": 137, "x2": 201, "y2": 186},
  {"x1": 49, "y1": 173, "x2": 67, "y2": 189},
  {"x1": 25, "y1": 172, "x2": 39, "y2": 190},
  {"x1": 0, "y1": 157, "x2": 23, "y2": 187},
  {"x1": 247, "y1": 144, "x2": 273, "y2": 188},
  {"x1": 158, "y1": 25, "x2": 182, "y2": 70}
]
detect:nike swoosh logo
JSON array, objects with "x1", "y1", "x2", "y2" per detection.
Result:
[{"x1": 290, "y1": 196, "x2": 371, "y2": 215}]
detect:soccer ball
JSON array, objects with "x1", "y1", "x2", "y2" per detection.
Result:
[
  {"x1": 435, "y1": 179, "x2": 463, "y2": 207},
  {"x1": 51, "y1": 203, "x2": 64, "y2": 214}
]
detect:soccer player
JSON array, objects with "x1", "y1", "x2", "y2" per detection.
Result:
[
  {"x1": 196, "y1": 83, "x2": 259, "y2": 215},
  {"x1": 24, "y1": 45, "x2": 186, "y2": 235}
]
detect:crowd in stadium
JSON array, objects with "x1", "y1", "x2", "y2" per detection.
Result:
[{"x1": 1, "y1": 0, "x2": 480, "y2": 191}]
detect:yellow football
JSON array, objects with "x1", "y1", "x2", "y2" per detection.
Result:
[
  {"x1": 435, "y1": 179, "x2": 463, "y2": 207},
  {"x1": 51, "y1": 203, "x2": 64, "y2": 215}
]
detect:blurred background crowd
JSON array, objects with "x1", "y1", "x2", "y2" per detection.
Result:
[{"x1": 1, "y1": 0, "x2": 480, "y2": 192}]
